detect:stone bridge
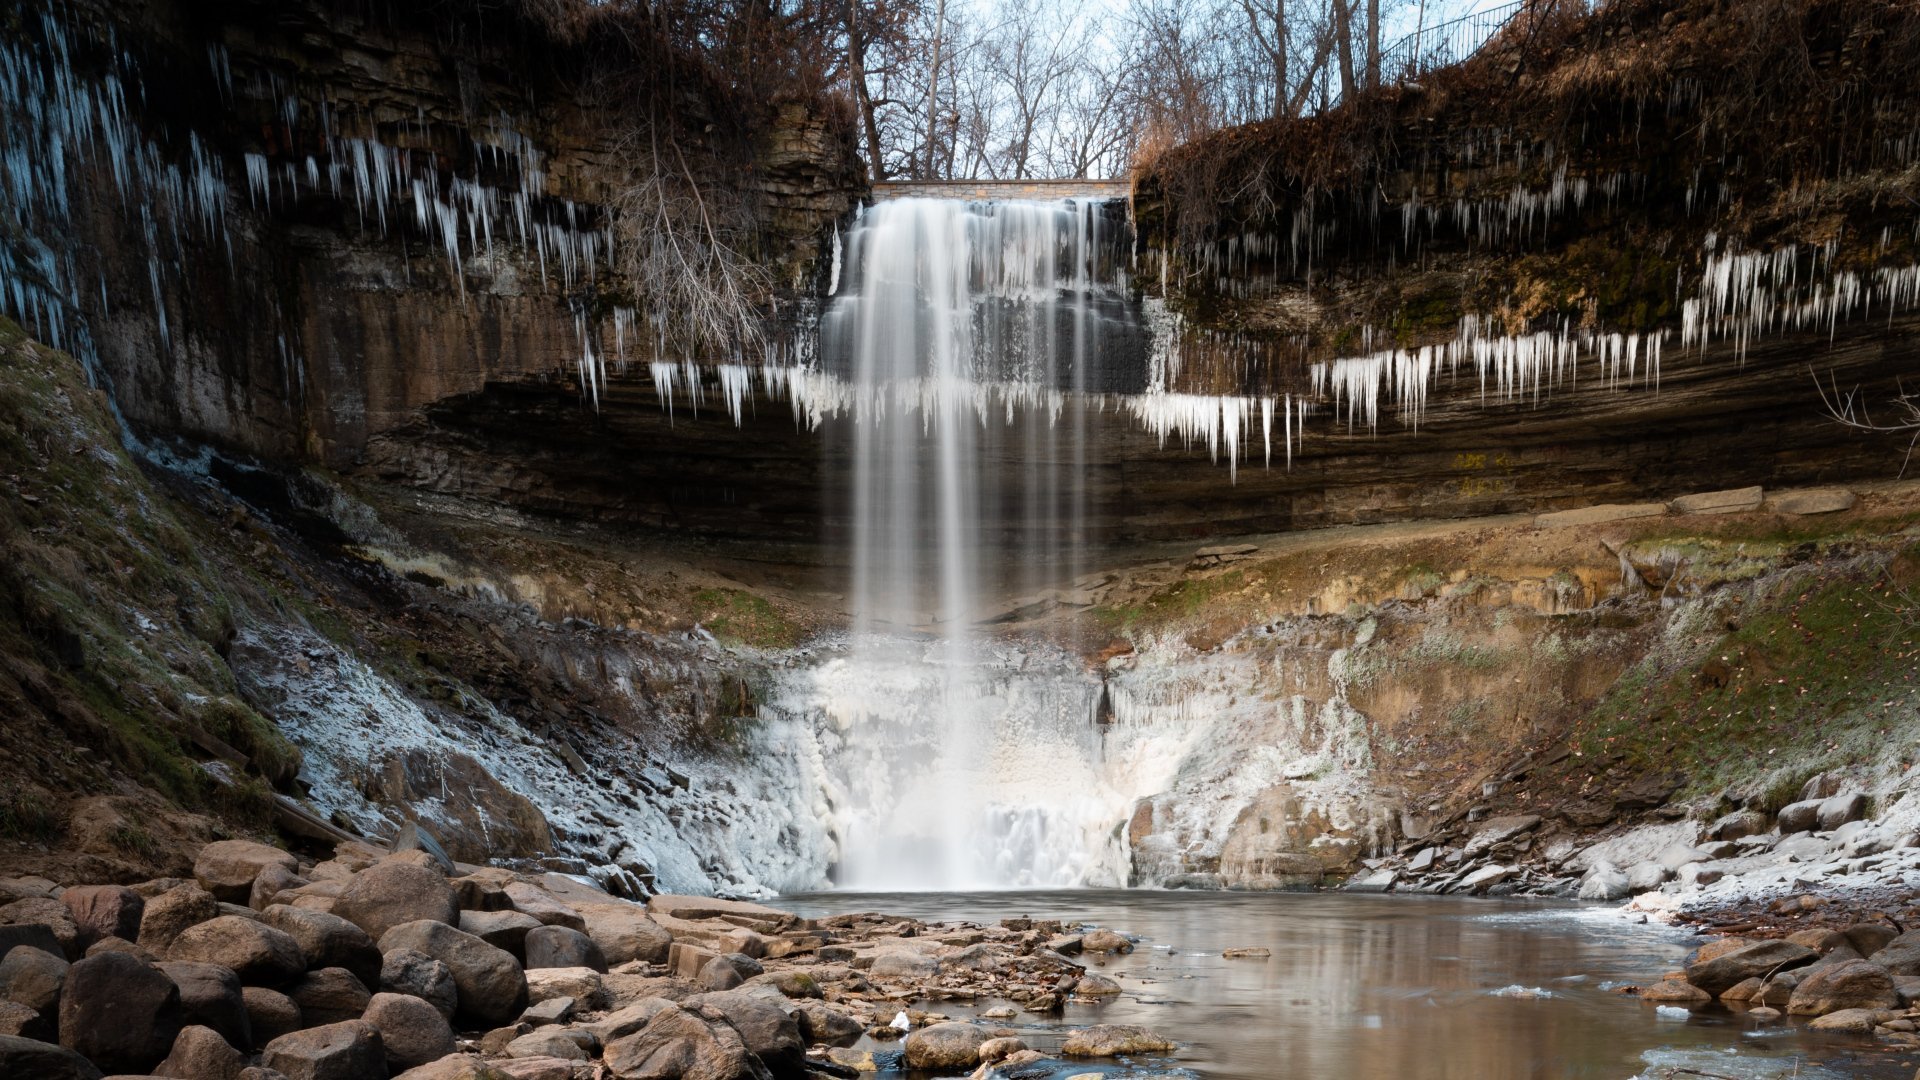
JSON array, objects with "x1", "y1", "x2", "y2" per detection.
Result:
[{"x1": 871, "y1": 178, "x2": 1132, "y2": 203}]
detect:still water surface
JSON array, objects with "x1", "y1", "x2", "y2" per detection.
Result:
[{"x1": 781, "y1": 890, "x2": 1909, "y2": 1080}]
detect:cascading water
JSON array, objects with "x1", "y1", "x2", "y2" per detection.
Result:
[{"x1": 810, "y1": 197, "x2": 1144, "y2": 889}]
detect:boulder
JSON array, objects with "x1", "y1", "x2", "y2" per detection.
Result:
[
  {"x1": 159, "y1": 961, "x2": 251, "y2": 1049},
  {"x1": 390, "y1": 822, "x2": 457, "y2": 876},
  {"x1": 1638, "y1": 977, "x2": 1710, "y2": 1005},
  {"x1": 459, "y1": 911, "x2": 542, "y2": 958},
  {"x1": 520, "y1": 996, "x2": 574, "y2": 1026},
  {"x1": 378, "y1": 920, "x2": 527, "y2": 1026},
  {"x1": 903, "y1": 1021, "x2": 992, "y2": 1069},
  {"x1": 1870, "y1": 930, "x2": 1920, "y2": 976},
  {"x1": 58, "y1": 951, "x2": 185, "y2": 1074},
  {"x1": 242, "y1": 986, "x2": 303, "y2": 1045},
  {"x1": 644, "y1": 896, "x2": 793, "y2": 932},
  {"x1": 1535, "y1": 503, "x2": 1667, "y2": 527},
  {"x1": 1707, "y1": 809, "x2": 1772, "y2": 842},
  {"x1": 251, "y1": 865, "x2": 310, "y2": 912},
  {"x1": 1081, "y1": 929, "x2": 1133, "y2": 954},
  {"x1": 1776, "y1": 800, "x2": 1822, "y2": 835},
  {"x1": 379, "y1": 948, "x2": 458, "y2": 1021},
  {"x1": 83, "y1": 934, "x2": 154, "y2": 961},
  {"x1": 867, "y1": 951, "x2": 937, "y2": 978},
  {"x1": 261, "y1": 907, "x2": 381, "y2": 988},
  {"x1": 576, "y1": 904, "x2": 672, "y2": 966},
  {"x1": 689, "y1": 989, "x2": 803, "y2": 1071},
  {"x1": 1625, "y1": 863, "x2": 1670, "y2": 892},
  {"x1": 602, "y1": 1003, "x2": 757, "y2": 1080},
  {"x1": 0, "y1": 1034, "x2": 104, "y2": 1080},
  {"x1": 451, "y1": 877, "x2": 511, "y2": 914},
  {"x1": 794, "y1": 1002, "x2": 863, "y2": 1048},
  {"x1": 1578, "y1": 864, "x2": 1631, "y2": 901},
  {"x1": 61, "y1": 886, "x2": 144, "y2": 950},
  {"x1": 525, "y1": 967, "x2": 609, "y2": 1010},
  {"x1": 522, "y1": 926, "x2": 606, "y2": 972},
  {"x1": 168, "y1": 916, "x2": 306, "y2": 986},
  {"x1": 0, "y1": 942, "x2": 67, "y2": 1015},
  {"x1": 502, "y1": 885, "x2": 584, "y2": 932},
  {"x1": 0, "y1": 999, "x2": 48, "y2": 1040},
  {"x1": 504, "y1": 1029, "x2": 591, "y2": 1060},
  {"x1": 288, "y1": 968, "x2": 372, "y2": 1026},
  {"x1": 391, "y1": 1054, "x2": 513, "y2": 1080},
  {"x1": 261, "y1": 1019, "x2": 386, "y2": 1080},
  {"x1": 0, "y1": 899, "x2": 80, "y2": 958},
  {"x1": 1454, "y1": 865, "x2": 1514, "y2": 894},
  {"x1": 979, "y1": 1036, "x2": 1028, "y2": 1063},
  {"x1": 582, "y1": 998, "x2": 675, "y2": 1044},
  {"x1": 1786, "y1": 959, "x2": 1899, "y2": 1016},
  {"x1": 195, "y1": 842, "x2": 300, "y2": 905},
  {"x1": 1769, "y1": 487, "x2": 1855, "y2": 515},
  {"x1": 155, "y1": 1024, "x2": 245, "y2": 1080},
  {"x1": 1685, "y1": 940, "x2": 1818, "y2": 995},
  {"x1": 139, "y1": 885, "x2": 220, "y2": 954},
  {"x1": 697, "y1": 954, "x2": 752, "y2": 991},
  {"x1": 0, "y1": 923, "x2": 67, "y2": 963},
  {"x1": 1061, "y1": 1024, "x2": 1177, "y2": 1056},
  {"x1": 1670, "y1": 486, "x2": 1763, "y2": 514},
  {"x1": 1816, "y1": 793, "x2": 1867, "y2": 831},
  {"x1": 1808, "y1": 1006, "x2": 1899, "y2": 1032},
  {"x1": 1844, "y1": 923, "x2": 1899, "y2": 959},
  {"x1": 335, "y1": 865, "x2": 458, "y2": 943},
  {"x1": 363, "y1": 992, "x2": 456, "y2": 1072},
  {"x1": 1075, "y1": 972, "x2": 1122, "y2": 996}
]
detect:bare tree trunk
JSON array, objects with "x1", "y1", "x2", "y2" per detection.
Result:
[
  {"x1": 1289, "y1": 22, "x2": 1335, "y2": 116},
  {"x1": 1365, "y1": 0, "x2": 1380, "y2": 88},
  {"x1": 844, "y1": 0, "x2": 886, "y2": 181},
  {"x1": 1274, "y1": 0, "x2": 1289, "y2": 118},
  {"x1": 923, "y1": 0, "x2": 947, "y2": 177},
  {"x1": 1333, "y1": 0, "x2": 1356, "y2": 103}
]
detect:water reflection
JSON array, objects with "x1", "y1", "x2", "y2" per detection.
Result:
[{"x1": 778, "y1": 890, "x2": 1909, "y2": 1080}]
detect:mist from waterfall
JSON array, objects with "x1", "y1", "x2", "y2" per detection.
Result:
[{"x1": 814, "y1": 197, "x2": 1139, "y2": 889}]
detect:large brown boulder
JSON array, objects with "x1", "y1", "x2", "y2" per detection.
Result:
[
  {"x1": 904, "y1": 1022, "x2": 993, "y2": 1069},
  {"x1": 0, "y1": 898, "x2": 81, "y2": 959},
  {"x1": 169, "y1": 916, "x2": 306, "y2": 986},
  {"x1": 1062, "y1": 1025, "x2": 1177, "y2": 1057},
  {"x1": 795, "y1": 1002, "x2": 863, "y2": 1048},
  {"x1": 159, "y1": 961, "x2": 251, "y2": 1049},
  {"x1": 458, "y1": 910, "x2": 542, "y2": 957},
  {"x1": 0, "y1": 943, "x2": 67, "y2": 1017},
  {"x1": 503, "y1": 883, "x2": 584, "y2": 931},
  {"x1": 577, "y1": 904, "x2": 673, "y2": 965},
  {"x1": 61, "y1": 886, "x2": 144, "y2": 950},
  {"x1": 379, "y1": 948, "x2": 458, "y2": 1021},
  {"x1": 1870, "y1": 929, "x2": 1920, "y2": 975},
  {"x1": 0, "y1": 999, "x2": 49, "y2": 1040},
  {"x1": 689, "y1": 990, "x2": 803, "y2": 1072},
  {"x1": 58, "y1": 950, "x2": 185, "y2": 1074},
  {"x1": 154, "y1": 1024, "x2": 245, "y2": 1080},
  {"x1": 1684, "y1": 940, "x2": 1818, "y2": 995},
  {"x1": 1786, "y1": 959, "x2": 1899, "y2": 1016},
  {"x1": 335, "y1": 864, "x2": 459, "y2": 943},
  {"x1": 262, "y1": 907, "x2": 381, "y2": 989},
  {"x1": 242, "y1": 986, "x2": 303, "y2": 1045},
  {"x1": 195, "y1": 841, "x2": 300, "y2": 904},
  {"x1": 378, "y1": 920, "x2": 527, "y2": 1026},
  {"x1": 262, "y1": 1019, "x2": 387, "y2": 1080},
  {"x1": 363, "y1": 992, "x2": 456, "y2": 1072},
  {"x1": 139, "y1": 884, "x2": 220, "y2": 954},
  {"x1": 524, "y1": 926, "x2": 606, "y2": 972},
  {"x1": 603, "y1": 1003, "x2": 759, "y2": 1080},
  {"x1": 0, "y1": 1034, "x2": 104, "y2": 1080},
  {"x1": 289, "y1": 967, "x2": 372, "y2": 1026}
]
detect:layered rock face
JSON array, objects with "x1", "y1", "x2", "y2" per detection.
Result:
[{"x1": 1, "y1": 0, "x2": 862, "y2": 470}]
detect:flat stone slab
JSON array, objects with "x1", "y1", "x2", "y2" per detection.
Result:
[
  {"x1": 1190, "y1": 544, "x2": 1259, "y2": 568},
  {"x1": 1533, "y1": 503, "x2": 1667, "y2": 528},
  {"x1": 1769, "y1": 487, "x2": 1856, "y2": 515},
  {"x1": 1670, "y1": 486, "x2": 1763, "y2": 514}
]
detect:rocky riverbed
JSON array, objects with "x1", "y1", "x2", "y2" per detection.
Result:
[{"x1": 0, "y1": 837, "x2": 1183, "y2": 1080}]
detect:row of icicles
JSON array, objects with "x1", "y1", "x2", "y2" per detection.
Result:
[{"x1": 630, "y1": 236, "x2": 1920, "y2": 483}]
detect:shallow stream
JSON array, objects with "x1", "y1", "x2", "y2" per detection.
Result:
[{"x1": 781, "y1": 890, "x2": 1908, "y2": 1080}]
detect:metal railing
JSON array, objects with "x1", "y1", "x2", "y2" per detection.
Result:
[{"x1": 1377, "y1": 0, "x2": 1528, "y2": 83}]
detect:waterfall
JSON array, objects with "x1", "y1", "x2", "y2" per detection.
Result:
[{"x1": 811, "y1": 197, "x2": 1139, "y2": 889}]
